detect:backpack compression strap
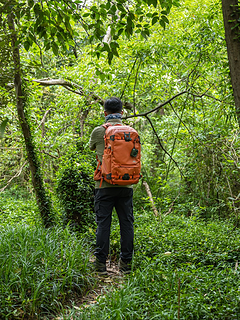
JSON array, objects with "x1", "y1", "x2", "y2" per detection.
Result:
[{"x1": 96, "y1": 123, "x2": 123, "y2": 187}]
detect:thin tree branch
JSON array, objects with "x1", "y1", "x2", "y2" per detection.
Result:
[
  {"x1": 163, "y1": 192, "x2": 180, "y2": 216},
  {"x1": 30, "y1": 78, "x2": 84, "y2": 93},
  {"x1": 166, "y1": 102, "x2": 186, "y2": 180},
  {"x1": 192, "y1": 93, "x2": 223, "y2": 102},
  {"x1": 38, "y1": 108, "x2": 51, "y2": 137},
  {"x1": 41, "y1": 150, "x2": 59, "y2": 159},
  {"x1": 123, "y1": 91, "x2": 188, "y2": 119},
  {"x1": 169, "y1": 101, "x2": 195, "y2": 140},
  {"x1": 145, "y1": 114, "x2": 184, "y2": 178},
  {"x1": 27, "y1": 78, "x2": 105, "y2": 105},
  {"x1": 133, "y1": 59, "x2": 142, "y2": 115},
  {"x1": 0, "y1": 160, "x2": 28, "y2": 192},
  {"x1": 120, "y1": 56, "x2": 139, "y2": 100}
]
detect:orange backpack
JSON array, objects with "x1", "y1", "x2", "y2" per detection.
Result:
[{"x1": 94, "y1": 123, "x2": 141, "y2": 186}]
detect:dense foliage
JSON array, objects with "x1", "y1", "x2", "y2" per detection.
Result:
[
  {"x1": 1, "y1": 191, "x2": 239, "y2": 319},
  {"x1": 0, "y1": 189, "x2": 94, "y2": 319},
  {"x1": 2, "y1": 0, "x2": 239, "y2": 223},
  {"x1": 72, "y1": 212, "x2": 240, "y2": 319},
  {"x1": 56, "y1": 150, "x2": 95, "y2": 231},
  {"x1": 0, "y1": 0, "x2": 240, "y2": 318}
]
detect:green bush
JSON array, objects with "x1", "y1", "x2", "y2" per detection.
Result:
[{"x1": 56, "y1": 152, "x2": 95, "y2": 232}]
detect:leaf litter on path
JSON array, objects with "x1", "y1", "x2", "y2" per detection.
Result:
[{"x1": 54, "y1": 259, "x2": 125, "y2": 319}]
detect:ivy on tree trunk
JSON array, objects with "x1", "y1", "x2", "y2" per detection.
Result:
[{"x1": 7, "y1": 13, "x2": 54, "y2": 227}]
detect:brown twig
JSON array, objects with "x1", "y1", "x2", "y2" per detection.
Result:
[
  {"x1": 0, "y1": 160, "x2": 28, "y2": 192},
  {"x1": 164, "y1": 193, "x2": 180, "y2": 216},
  {"x1": 143, "y1": 181, "x2": 158, "y2": 217},
  {"x1": 120, "y1": 56, "x2": 139, "y2": 100},
  {"x1": 41, "y1": 150, "x2": 59, "y2": 159},
  {"x1": 38, "y1": 108, "x2": 51, "y2": 137}
]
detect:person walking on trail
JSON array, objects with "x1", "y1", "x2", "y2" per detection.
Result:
[{"x1": 89, "y1": 97, "x2": 135, "y2": 275}]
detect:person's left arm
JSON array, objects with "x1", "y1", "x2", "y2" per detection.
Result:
[{"x1": 89, "y1": 128, "x2": 97, "y2": 151}]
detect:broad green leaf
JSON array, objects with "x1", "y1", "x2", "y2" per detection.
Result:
[
  {"x1": 23, "y1": 40, "x2": 30, "y2": 51},
  {"x1": 141, "y1": 30, "x2": 148, "y2": 39},
  {"x1": 152, "y1": 16, "x2": 159, "y2": 25},
  {"x1": 117, "y1": 28, "x2": 124, "y2": 36},
  {"x1": 107, "y1": 52, "x2": 113, "y2": 64},
  {"x1": 51, "y1": 42, "x2": 59, "y2": 56},
  {"x1": 161, "y1": 15, "x2": 169, "y2": 24},
  {"x1": 160, "y1": 19, "x2": 166, "y2": 29}
]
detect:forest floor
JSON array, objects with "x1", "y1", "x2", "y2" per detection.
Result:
[{"x1": 1, "y1": 190, "x2": 240, "y2": 319}]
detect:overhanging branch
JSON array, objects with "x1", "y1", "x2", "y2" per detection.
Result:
[
  {"x1": 122, "y1": 90, "x2": 188, "y2": 119},
  {"x1": 27, "y1": 78, "x2": 105, "y2": 106}
]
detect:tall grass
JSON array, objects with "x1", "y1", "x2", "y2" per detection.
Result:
[{"x1": 0, "y1": 224, "x2": 94, "y2": 319}]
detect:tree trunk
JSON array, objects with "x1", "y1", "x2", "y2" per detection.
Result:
[
  {"x1": 222, "y1": 0, "x2": 240, "y2": 126},
  {"x1": 7, "y1": 13, "x2": 53, "y2": 227}
]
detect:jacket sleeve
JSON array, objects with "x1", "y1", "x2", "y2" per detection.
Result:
[{"x1": 89, "y1": 128, "x2": 97, "y2": 150}]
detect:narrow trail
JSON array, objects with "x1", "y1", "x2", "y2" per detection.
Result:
[{"x1": 54, "y1": 260, "x2": 125, "y2": 319}]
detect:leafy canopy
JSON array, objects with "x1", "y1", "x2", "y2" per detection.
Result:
[{"x1": 1, "y1": 0, "x2": 180, "y2": 63}]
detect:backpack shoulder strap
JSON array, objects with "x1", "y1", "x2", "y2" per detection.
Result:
[
  {"x1": 102, "y1": 123, "x2": 112, "y2": 130},
  {"x1": 102, "y1": 123, "x2": 122, "y2": 130}
]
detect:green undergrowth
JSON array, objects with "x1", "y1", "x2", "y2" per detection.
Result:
[
  {"x1": 1, "y1": 189, "x2": 240, "y2": 319},
  {"x1": 0, "y1": 188, "x2": 95, "y2": 319},
  {"x1": 0, "y1": 187, "x2": 40, "y2": 226},
  {"x1": 69, "y1": 213, "x2": 240, "y2": 320},
  {"x1": 0, "y1": 224, "x2": 94, "y2": 319}
]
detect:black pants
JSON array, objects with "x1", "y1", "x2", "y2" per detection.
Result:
[{"x1": 94, "y1": 187, "x2": 134, "y2": 264}]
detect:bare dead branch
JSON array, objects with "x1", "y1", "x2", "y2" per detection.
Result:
[
  {"x1": 30, "y1": 78, "x2": 84, "y2": 93},
  {"x1": 38, "y1": 108, "x2": 51, "y2": 137},
  {"x1": 143, "y1": 181, "x2": 158, "y2": 217},
  {"x1": 0, "y1": 160, "x2": 28, "y2": 192},
  {"x1": 27, "y1": 78, "x2": 105, "y2": 106},
  {"x1": 164, "y1": 192, "x2": 180, "y2": 216}
]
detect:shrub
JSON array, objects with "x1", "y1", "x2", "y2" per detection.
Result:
[{"x1": 56, "y1": 152, "x2": 95, "y2": 232}]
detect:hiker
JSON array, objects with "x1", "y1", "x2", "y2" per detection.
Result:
[{"x1": 89, "y1": 97, "x2": 141, "y2": 274}]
